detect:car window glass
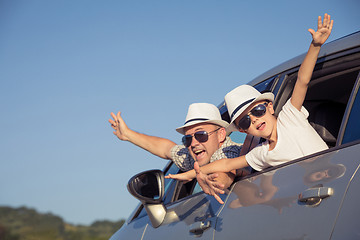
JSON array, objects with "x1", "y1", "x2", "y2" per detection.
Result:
[
  {"x1": 163, "y1": 163, "x2": 179, "y2": 193},
  {"x1": 253, "y1": 76, "x2": 276, "y2": 93},
  {"x1": 342, "y1": 79, "x2": 360, "y2": 144},
  {"x1": 192, "y1": 183, "x2": 203, "y2": 195}
]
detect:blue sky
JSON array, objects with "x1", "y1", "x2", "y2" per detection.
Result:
[{"x1": 1, "y1": 0, "x2": 359, "y2": 225}]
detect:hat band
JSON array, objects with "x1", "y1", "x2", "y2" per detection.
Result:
[
  {"x1": 184, "y1": 118, "x2": 209, "y2": 125},
  {"x1": 230, "y1": 98, "x2": 255, "y2": 119}
]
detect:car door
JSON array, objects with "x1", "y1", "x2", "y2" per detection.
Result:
[
  {"x1": 214, "y1": 146, "x2": 360, "y2": 239},
  {"x1": 140, "y1": 183, "x2": 226, "y2": 240}
]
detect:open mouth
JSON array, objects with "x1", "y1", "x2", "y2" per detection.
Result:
[
  {"x1": 194, "y1": 149, "x2": 205, "y2": 156},
  {"x1": 193, "y1": 149, "x2": 206, "y2": 160},
  {"x1": 256, "y1": 122, "x2": 266, "y2": 130}
]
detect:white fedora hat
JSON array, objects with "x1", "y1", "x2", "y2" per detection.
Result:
[
  {"x1": 176, "y1": 103, "x2": 229, "y2": 135},
  {"x1": 225, "y1": 85, "x2": 274, "y2": 125}
]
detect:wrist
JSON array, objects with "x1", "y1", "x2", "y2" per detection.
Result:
[{"x1": 311, "y1": 40, "x2": 323, "y2": 48}]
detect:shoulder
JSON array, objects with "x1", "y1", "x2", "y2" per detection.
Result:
[
  {"x1": 170, "y1": 144, "x2": 190, "y2": 157},
  {"x1": 170, "y1": 144, "x2": 194, "y2": 171},
  {"x1": 210, "y1": 137, "x2": 242, "y2": 162},
  {"x1": 278, "y1": 98, "x2": 309, "y2": 124}
]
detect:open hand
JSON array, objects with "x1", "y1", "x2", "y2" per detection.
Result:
[
  {"x1": 308, "y1": 13, "x2": 333, "y2": 46},
  {"x1": 194, "y1": 162, "x2": 225, "y2": 204}
]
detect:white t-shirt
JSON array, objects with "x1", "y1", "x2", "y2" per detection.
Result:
[{"x1": 246, "y1": 99, "x2": 329, "y2": 171}]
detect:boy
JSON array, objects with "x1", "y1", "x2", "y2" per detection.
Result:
[{"x1": 167, "y1": 14, "x2": 333, "y2": 192}]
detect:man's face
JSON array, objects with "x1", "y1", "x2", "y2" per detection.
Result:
[
  {"x1": 183, "y1": 123, "x2": 226, "y2": 167},
  {"x1": 234, "y1": 101, "x2": 276, "y2": 139}
]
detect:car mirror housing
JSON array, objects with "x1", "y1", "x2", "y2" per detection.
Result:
[
  {"x1": 127, "y1": 169, "x2": 165, "y2": 204},
  {"x1": 127, "y1": 169, "x2": 166, "y2": 228}
]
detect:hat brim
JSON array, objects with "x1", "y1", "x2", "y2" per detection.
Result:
[
  {"x1": 176, "y1": 120, "x2": 229, "y2": 135},
  {"x1": 230, "y1": 92, "x2": 274, "y2": 125}
]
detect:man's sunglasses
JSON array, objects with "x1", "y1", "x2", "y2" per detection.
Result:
[
  {"x1": 182, "y1": 128, "x2": 220, "y2": 147},
  {"x1": 236, "y1": 102, "x2": 269, "y2": 130}
]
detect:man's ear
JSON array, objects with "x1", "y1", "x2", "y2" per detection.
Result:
[{"x1": 218, "y1": 127, "x2": 227, "y2": 142}]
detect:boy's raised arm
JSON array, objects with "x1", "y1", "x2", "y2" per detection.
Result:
[{"x1": 291, "y1": 14, "x2": 333, "y2": 111}]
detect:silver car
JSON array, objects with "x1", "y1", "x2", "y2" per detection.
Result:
[{"x1": 110, "y1": 31, "x2": 360, "y2": 240}]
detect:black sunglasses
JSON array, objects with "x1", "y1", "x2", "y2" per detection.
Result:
[
  {"x1": 236, "y1": 102, "x2": 269, "y2": 130},
  {"x1": 182, "y1": 128, "x2": 220, "y2": 147}
]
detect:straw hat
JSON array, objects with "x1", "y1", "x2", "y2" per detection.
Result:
[
  {"x1": 176, "y1": 103, "x2": 229, "y2": 135},
  {"x1": 225, "y1": 85, "x2": 274, "y2": 125}
]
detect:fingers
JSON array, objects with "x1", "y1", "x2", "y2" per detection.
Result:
[
  {"x1": 207, "y1": 173, "x2": 219, "y2": 181},
  {"x1": 317, "y1": 15, "x2": 322, "y2": 30},
  {"x1": 308, "y1": 28, "x2": 315, "y2": 37},
  {"x1": 165, "y1": 174, "x2": 174, "y2": 179},
  {"x1": 207, "y1": 182, "x2": 225, "y2": 194},
  {"x1": 329, "y1": 19, "x2": 334, "y2": 32},
  {"x1": 110, "y1": 112, "x2": 119, "y2": 127},
  {"x1": 194, "y1": 161, "x2": 201, "y2": 175},
  {"x1": 319, "y1": 13, "x2": 333, "y2": 30},
  {"x1": 323, "y1": 13, "x2": 329, "y2": 28},
  {"x1": 213, "y1": 194, "x2": 224, "y2": 204}
]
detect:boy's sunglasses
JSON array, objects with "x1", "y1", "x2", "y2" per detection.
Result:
[
  {"x1": 182, "y1": 128, "x2": 220, "y2": 147},
  {"x1": 236, "y1": 102, "x2": 269, "y2": 130}
]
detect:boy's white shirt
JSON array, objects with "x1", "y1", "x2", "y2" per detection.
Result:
[{"x1": 245, "y1": 98, "x2": 329, "y2": 171}]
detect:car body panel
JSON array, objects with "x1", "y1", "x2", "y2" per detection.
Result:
[{"x1": 214, "y1": 144, "x2": 360, "y2": 239}]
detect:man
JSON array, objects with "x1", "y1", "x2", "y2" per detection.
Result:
[{"x1": 109, "y1": 102, "x2": 243, "y2": 203}]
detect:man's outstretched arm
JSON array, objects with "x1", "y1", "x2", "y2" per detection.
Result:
[{"x1": 109, "y1": 111, "x2": 176, "y2": 159}]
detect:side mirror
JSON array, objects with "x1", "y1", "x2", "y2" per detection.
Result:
[{"x1": 127, "y1": 169, "x2": 166, "y2": 228}]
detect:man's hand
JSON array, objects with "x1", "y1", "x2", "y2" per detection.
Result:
[
  {"x1": 308, "y1": 13, "x2": 333, "y2": 47},
  {"x1": 194, "y1": 162, "x2": 226, "y2": 204},
  {"x1": 109, "y1": 111, "x2": 130, "y2": 141}
]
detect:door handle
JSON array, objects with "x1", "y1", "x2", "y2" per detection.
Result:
[
  {"x1": 189, "y1": 220, "x2": 211, "y2": 235},
  {"x1": 298, "y1": 186, "x2": 334, "y2": 207}
]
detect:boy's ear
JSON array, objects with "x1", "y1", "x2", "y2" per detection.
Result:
[
  {"x1": 238, "y1": 129, "x2": 247, "y2": 133},
  {"x1": 268, "y1": 102, "x2": 275, "y2": 115}
]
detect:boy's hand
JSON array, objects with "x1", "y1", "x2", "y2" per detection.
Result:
[
  {"x1": 308, "y1": 13, "x2": 333, "y2": 47},
  {"x1": 165, "y1": 172, "x2": 194, "y2": 182}
]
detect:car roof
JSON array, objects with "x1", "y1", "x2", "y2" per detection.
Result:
[{"x1": 248, "y1": 31, "x2": 360, "y2": 86}]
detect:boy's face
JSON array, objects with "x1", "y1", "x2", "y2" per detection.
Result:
[
  {"x1": 183, "y1": 123, "x2": 226, "y2": 167},
  {"x1": 234, "y1": 101, "x2": 276, "y2": 139}
]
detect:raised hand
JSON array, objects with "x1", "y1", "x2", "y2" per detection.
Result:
[
  {"x1": 308, "y1": 13, "x2": 333, "y2": 46},
  {"x1": 109, "y1": 111, "x2": 130, "y2": 141}
]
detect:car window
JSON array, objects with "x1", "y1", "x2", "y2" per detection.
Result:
[
  {"x1": 253, "y1": 76, "x2": 277, "y2": 93},
  {"x1": 275, "y1": 54, "x2": 360, "y2": 148},
  {"x1": 341, "y1": 74, "x2": 360, "y2": 144}
]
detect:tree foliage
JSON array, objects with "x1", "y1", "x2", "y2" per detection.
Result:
[{"x1": 0, "y1": 206, "x2": 125, "y2": 240}]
